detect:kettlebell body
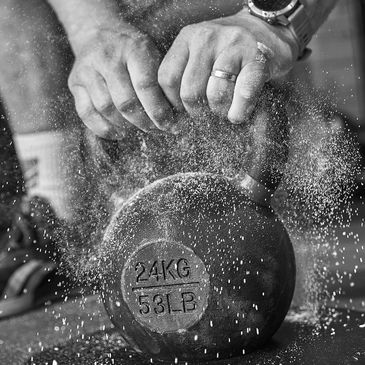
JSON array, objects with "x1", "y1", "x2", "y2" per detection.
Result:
[{"x1": 101, "y1": 172, "x2": 295, "y2": 362}]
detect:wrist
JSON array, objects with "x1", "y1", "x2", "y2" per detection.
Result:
[
  {"x1": 236, "y1": 9, "x2": 299, "y2": 63},
  {"x1": 244, "y1": 0, "x2": 315, "y2": 60},
  {"x1": 67, "y1": 17, "x2": 130, "y2": 54},
  {"x1": 48, "y1": 0, "x2": 128, "y2": 53}
]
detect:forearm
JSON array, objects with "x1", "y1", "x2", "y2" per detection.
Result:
[
  {"x1": 131, "y1": 0, "x2": 246, "y2": 49},
  {"x1": 47, "y1": 0, "x2": 123, "y2": 50},
  {"x1": 130, "y1": 0, "x2": 338, "y2": 51}
]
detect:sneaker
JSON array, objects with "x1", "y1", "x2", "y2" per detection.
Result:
[{"x1": 0, "y1": 196, "x2": 77, "y2": 319}]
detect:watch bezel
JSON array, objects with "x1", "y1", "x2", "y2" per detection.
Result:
[{"x1": 247, "y1": 0, "x2": 299, "y2": 20}]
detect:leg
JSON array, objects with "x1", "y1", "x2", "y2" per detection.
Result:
[
  {"x1": 0, "y1": 0, "x2": 76, "y2": 133},
  {"x1": 0, "y1": 0, "x2": 85, "y2": 221},
  {"x1": 0, "y1": 105, "x2": 24, "y2": 230}
]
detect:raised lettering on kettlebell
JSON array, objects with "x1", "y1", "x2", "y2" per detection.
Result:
[
  {"x1": 121, "y1": 241, "x2": 210, "y2": 333},
  {"x1": 135, "y1": 258, "x2": 191, "y2": 284}
]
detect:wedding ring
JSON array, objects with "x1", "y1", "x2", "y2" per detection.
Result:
[{"x1": 211, "y1": 69, "x2": 237, "y2": 83}]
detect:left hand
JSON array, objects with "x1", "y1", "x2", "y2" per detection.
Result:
[{"x1": 158, "y1": 10, "x2": 299, "y2": 124}]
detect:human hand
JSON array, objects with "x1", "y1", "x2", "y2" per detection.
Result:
[
  {"x1": 68, "y1": 23, "x2": 176, "y2": 139},
  {"x1": 158, "y1": 10, "x2": 299, "y2": 123}
]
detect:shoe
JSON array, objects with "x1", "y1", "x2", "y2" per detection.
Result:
[{"x1": 0, "y1": 196, "x2": 77, "y2": 319}]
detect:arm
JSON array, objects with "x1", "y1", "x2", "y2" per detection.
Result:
[
  {"x1": 47, "y1": 0, "x2": 121, "y2": 51},
  {"x1": 47, "y1": 0, "x2": 176, "y2": 138}
]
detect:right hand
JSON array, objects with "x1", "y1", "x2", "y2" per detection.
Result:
[{"x1": 68, "y1": 24, "x2": 176, "y2": 139}]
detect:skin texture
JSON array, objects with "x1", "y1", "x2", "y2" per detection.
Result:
[
  {"x1": 0, "y1": 0, "x2": 338, "y2": 136},
  {"x1": 67, "y1": 24, "x2": 176, "y2": 137},
  {"x1": 0, "y1": 0, "x2": 76, "y2": 134},
  {"x1": 156, "y1": 12, "x2": 294, "y2": 123}
]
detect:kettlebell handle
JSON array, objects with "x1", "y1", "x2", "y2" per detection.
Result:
[
  {"x1": 93, "y1": 84, "x2": 289, "y2": 207},
  {"x1": 238, "y1": 84, "x2": 290, "y2": 206}
]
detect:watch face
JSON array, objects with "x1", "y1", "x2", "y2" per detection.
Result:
[{"x1": 252, "y1": 0, "x2": 294, "y2": 11}]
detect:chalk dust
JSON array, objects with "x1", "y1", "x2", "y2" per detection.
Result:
[{"x1": 59, "y1": 82, "x2": 361, "y2": 327}]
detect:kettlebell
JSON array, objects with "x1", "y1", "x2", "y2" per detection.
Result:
[{"x1": 94, "y1": 85, "x2": 296, "y2": 362}]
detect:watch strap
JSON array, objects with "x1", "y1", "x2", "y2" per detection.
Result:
[{"x1": 287, "y1": 3, "x2": 313, "y2": 58}]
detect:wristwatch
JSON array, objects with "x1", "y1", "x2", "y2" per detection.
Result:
[{"x1": 247, "y1": 0, "x2": 313, "y2": 59}]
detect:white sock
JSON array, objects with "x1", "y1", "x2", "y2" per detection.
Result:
[{"x1": 14, "y1": 130, "x2": 84, "y2": 222}]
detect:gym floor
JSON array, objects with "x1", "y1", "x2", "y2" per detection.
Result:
[
  {"x1": 0, "y1": 193, "x2": 364, "y2": 365},
  {"x1": 0, "y1": 207, "x2": 364, "y2": 364}
]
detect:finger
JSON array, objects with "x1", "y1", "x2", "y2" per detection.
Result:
[
  {"x1": 81, "y1": 71, "x2": 132, "y2": 135},
  {"x1": 228, "y1": 50, "x2": 271, "y2": 124},
  {"x1": 206, "y1": 49, "x2": 242, "y2": 118},
  {"x1": 158, "y1": 41, "x2": 189, "y2": 112},
  {"x1": 179, "y1": 46, "x2": 214, "y2": 116},
  {"x1": 104, "y1": 68, "x2": 157, "y2": 133},
  {"x1": 127, "y1": 46, "x2": 176, "y2": 132},
  {"x1": 71, "y1": 85, "x2": 120, "y2": 139}
]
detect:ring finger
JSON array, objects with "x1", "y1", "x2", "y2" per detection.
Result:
[{"x1": 206, "y1": 49, "x2": 242, "y2": 118}]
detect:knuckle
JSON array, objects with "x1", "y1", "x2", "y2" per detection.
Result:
[
  {"x1": 76, "y1": 104, "x2": 94, "y2": 120},
  {"x1": 149, "y1": 107, "x2": 167, "y2": 123},
  {"x1": 68, "y1": 64, "x2": 90, "y2": 89},
  {"x1": 158, "y1": 68, "x2": 178, "y2": 89},
  {"x1": 68, "y1": 68, "x2": 80, "y2": 89},
  {"x1": 180, "y1": 91, "x2": 192, "y2": 104},
  {"x1": 179, "y1": 24, "x2": 195, "y2": 36},
  {"x1": 115, "y1": 97, "x2": 140, "y2": 114},
  {"x1": 94, "y1": 98, "x2": 114, "y2": 115},
  {"x1": 197, "y1": 25, "x2": 215, "y2": 40},
  {"x1": 134, "y1": 78, "x2": 159, "y2": 92},
  {"x1": 183, "y1": 23, "x2": 215, "y2": 43},
  {"x1": 68, "y1": 73, "x2": 76, "y2": 89},
  {"x1": 131, "y1": 33, "x2": 153, "y2": 53},
  {"x1": 229, "y1": 28, "x2": 245, "y2": 43},
  {"x1": 180, "y1": 90, "x2": 202, "y2": 106}
]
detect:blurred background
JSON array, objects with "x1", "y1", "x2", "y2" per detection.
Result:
[
  {"x1": 292, "y1": 0, "x2": 365, "y2": 313},
  {"x1": 298, "y1": 1, "x2": 364, "y2": 122}
]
